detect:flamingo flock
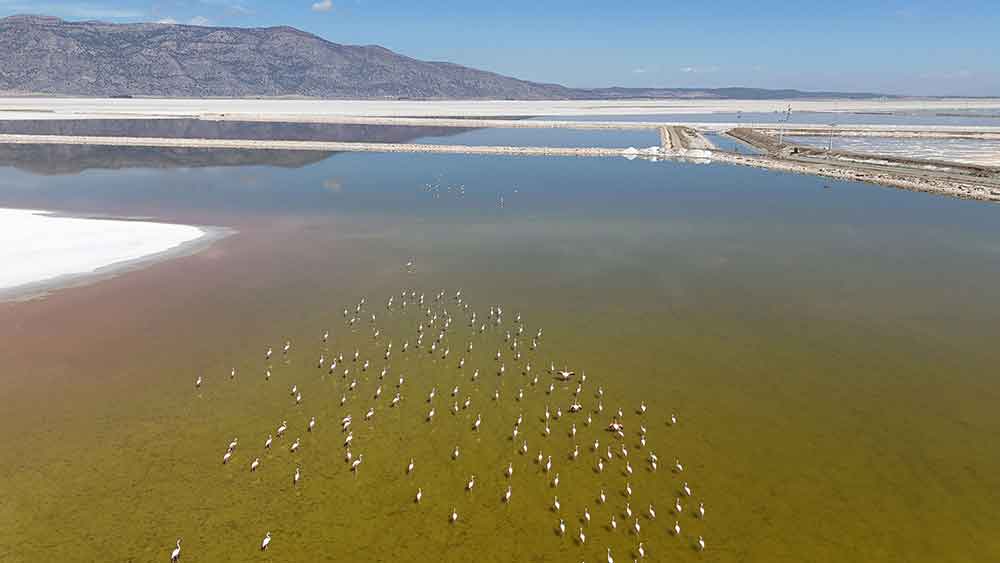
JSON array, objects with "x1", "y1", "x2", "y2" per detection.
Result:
[{"x1": 175, "y1": 283, "x2": 708, "y2": 559}]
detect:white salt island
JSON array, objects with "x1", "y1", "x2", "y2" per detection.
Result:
[{"x1": 0, "y1": 208, "x2": 222, "y2": 300}]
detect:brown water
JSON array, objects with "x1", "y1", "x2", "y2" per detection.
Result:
[{"x1": 1, "y1": 143, "x2": 999, "y2": 562}]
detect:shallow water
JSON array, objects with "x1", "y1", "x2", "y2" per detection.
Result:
[{"x1": 1, "y1": 133, "x2": 1000, "y2": 562}]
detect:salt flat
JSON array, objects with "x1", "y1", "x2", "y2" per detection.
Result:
[
  {"x1": 1, "y1": 97, "x2": 999, "y2": 120},
  {"x1": 0, "y1": 208, "x2": 214, "y2": 299}
]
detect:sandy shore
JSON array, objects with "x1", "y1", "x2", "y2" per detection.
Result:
[
  {"x1": 0, "y1": 208, "x2": 232, "y2": 301},
  {"x1": 2, "y1": 97, "x2": 1000, "y2": 120}
]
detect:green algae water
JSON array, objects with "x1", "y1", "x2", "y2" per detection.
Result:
[{"x1": 1, "y1": 139, "x2": 999, "y2": 562}]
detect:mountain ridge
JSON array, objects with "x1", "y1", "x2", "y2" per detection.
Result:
[{"x1": 0, "y1": 15, "x2": 891, "y2": 100}]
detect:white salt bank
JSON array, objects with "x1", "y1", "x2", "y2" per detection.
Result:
[{"x1": 0, "y1": 208, "x2": 218, "y2": 299}]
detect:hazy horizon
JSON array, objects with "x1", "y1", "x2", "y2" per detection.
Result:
[{"x1": 1, "y1": 1, "x2": 997, "y2": 97}]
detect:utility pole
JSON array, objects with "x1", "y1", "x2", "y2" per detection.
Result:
[{"x1": 777, "y1": 105, "x2": 792, "y2": 148}]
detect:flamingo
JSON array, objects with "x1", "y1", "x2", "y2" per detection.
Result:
[
  {"x1": 504, "y1": 485, "x2": 512, "y2": 503},
  {"x1": 222, "y1": 451, "x2": 232, "y2": 464},
  {"x1": 452, "y1": 446, "x2": 460, "y2": 460},
  {"x1": 599, "y1": 489, "x2": 606, "y2": 504},
  {"x1": 625, "y1": 502, "x2": 632, "y2": 519},
  {"x1": 633, "y1": 517, "x2": 640, "y2": 536},
  {"x1": 250, "y1": 457, "x2": 260, "y2": 472},
  {"x1": 558, "y1": 519, "x2": 566, "y2": 536},
  {"x1": 264, "y1": 434, "x2": 272, "y2": 449},
  {"x1": 553, "y1": 496, "x2": 561, "y2": 512},
  {"x1": 293, "y1": 466, "x2": 301, "y2": 486},
  {"x1": 584, "y1": 506, "x2": 591, "y2": 525},
  {"x1": 648, "y1": 503, "x2": 656, "y2": 520},
  {"x1": 697, "y1": 536, "x2": 705, "y2": 551},
  {"x1": 308, "y1": 416, "x2": 316, "y2": 432},
  {"x1": 466, "y1": 475, "x2": 476, "y2": 491},
  {"x1": 637, "y1": 542, "x2": 645, "y2": 559},
  {"x1": 227, "y1": 438, "x2": 238, "y2": 452},
  {"x1": 195, "y1": 376, "x2": 201, "y2": 388},
  {"x1": 450, "y1": 507, "x2": 458, "y2": 523},
  {"x1": 674, "y1": 498, "x2": 682, "y2": 514},
  {"x1": 698, "y1": 502, "x2": 705, "y2": 519},
  {"x1": 672, "y1": 521, "x2": 681, "y2": 536},
  {"x1": 506, "y1": 462, "x2": 513, "y2": 478},
  {"x1": 607, "y1": 547, "x2": 614, "y2": 563},
  {"x1": 552, "y1": 473, "x2": 560, "y2": 488},
  {"x1": 260, "y1": 532, "x2": 271, "y2": 551},
  {"x1": 170, "y1": 539, "x2": 181, "y2": 562},
  {"x1": 415, "y1": 488, "x2": 422, "y2": 503},
  {"x1": 290, "y1": 438, "x2": 300, "y2": 453},
  {"x1": 683, "y1": 482, "x2": 692, "y2": 497},
  {"x1": 277, "y1": 420, "x2": 287, "y2": 437},
  {"x1": 351, "y1": 454, "x2": 364, "y2": 472},
  {"x1": 407, "y1": 458, "x2": 414, "y2": 474}
]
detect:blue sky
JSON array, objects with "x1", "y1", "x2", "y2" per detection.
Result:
[{"x1": 2, "y1": 0, "x2": 997, "y2": 96}]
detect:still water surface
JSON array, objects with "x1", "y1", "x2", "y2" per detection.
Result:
[{"x1": 0, "y1": 132, "x2": 999, "y2": 562}]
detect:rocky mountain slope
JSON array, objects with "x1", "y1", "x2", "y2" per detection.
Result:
[{"x1": 0, "y1": 15, "x2": 886, "y2": 100}]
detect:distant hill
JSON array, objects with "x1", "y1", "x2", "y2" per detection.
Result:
[{"x1": 0, "y1": 15, "x2": 890, "y2": 100}]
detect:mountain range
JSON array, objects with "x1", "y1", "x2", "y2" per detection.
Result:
[{"x1": 0, "y1": 15, "x2": 889, "y2": 100}]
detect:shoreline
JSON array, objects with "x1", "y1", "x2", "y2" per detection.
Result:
[
  {"x1": 0, "y1": 132, "x2": 995, "y2": 202},
  {"x1": 2, "y1": 97, "x2": 1000, "y2": 120},
  {"x1": 0, "y1": 209, "x2": 234, "y2": 302}
]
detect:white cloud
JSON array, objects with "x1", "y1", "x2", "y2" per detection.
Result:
[
  {"x1": 156, "y1": 17, "x2": 178, "y2": 24},
  {"x1": 680, "y1": 66, "x2": 719, "y2": 74},
  {"x1": 188, "y1": 15, "x2": 211, "y2": 25},
  {"x1": 311, "y1": 0, "x2": 333, "y2": 12}
]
